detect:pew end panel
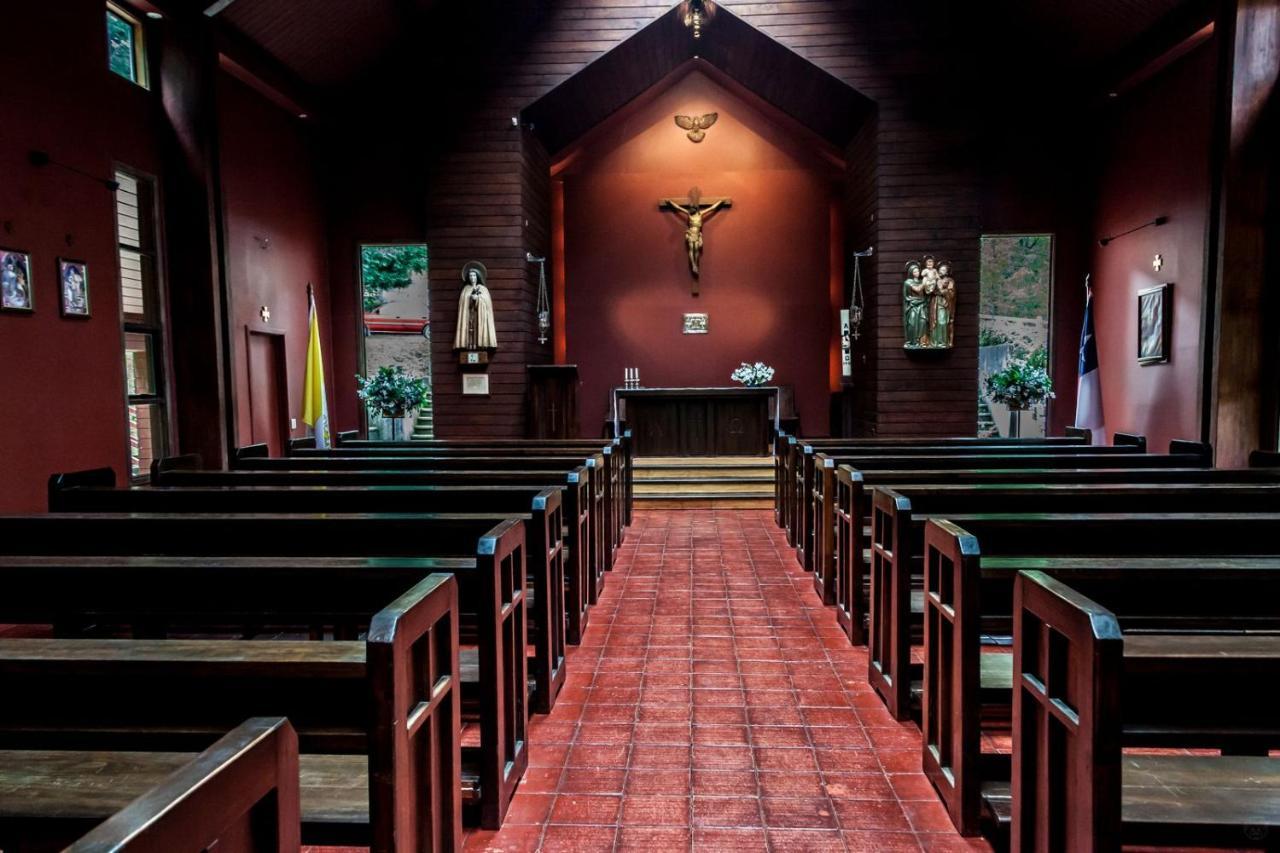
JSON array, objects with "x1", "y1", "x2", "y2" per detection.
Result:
[
  {"x1": 472, "y1": 518, "x2": 529, "y2": 830},
  {"x1": 1168, "y1": 439, "x2": 1213, "y2": 465},
  {"x1": 811, "y1": 455, "x2": 838, "y2": 606},
  {"x1": 64, "y1": 717, "x2": 301, "y2": 853},
  {"x1": 1111, "y1": 432, "x2": 1147, "y2": 451},
  {"x1": 150, "y1": 453, "x2": 204, "y2": 481},
  {"x1": 1063, "y1": 426, "x2": 1091, "y2": 443},
  {"x1": 1011, "y1": 570, "x2": 1122, "y2": 853},
  {"x1": 834, "y1": 466, "x2": 865, "y2": 644},
  {"x1": 527, "y1": 488, "x2": 567, "y2": 714},
  {"x1": 47, "y1": 468, "x2": 118, "y2": 510},
  {"x1": 868, "y1": 488, "x2": 916, "y2": 722},
  {"x1": 367, "y1": 573, "x2": 463, "y2": 853},
  {"x1": 921, "y1": 520, "x2": 986, "y2": 837},
  {"x1": 236, "y1": 443, "x2": 272, "y2": 461}
]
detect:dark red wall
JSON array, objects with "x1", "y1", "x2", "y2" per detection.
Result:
[
  {"x1": 217, "y1": 73, "x2": 333, "y2": 447},
  {"x1": 0, "y1": 0, "x2": 163, "y2": 511},
  {"x1": 560, "y1": 69, "x2": 840, "y2": 434},
  {"x1": 1087, "y1": 41, "x2": 1216, "y2": 449}
]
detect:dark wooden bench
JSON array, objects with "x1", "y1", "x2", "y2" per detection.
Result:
[
  {"x1": 0, "y1": 515, "x2": 524, "y2": 831},
  {"x1": 330, "y1": 433, "x2": 635, "y2": 527},
  {"x1": 0, "y1": 573, "x2": 463, "y2": 848},
  {"x1": 234, "y1": 452, "x2": 616, "y2": 573},
  {"x1": 871, "y1": 492, "x2": 1280, "y2": 720},
  {"x1": 828, "y1": 464, "x2": 1280, "y2": 643},
  {"x1": 1, "y1": 717, "x2": 301, "y2": 852},
  {"x1": 152, "y1": 458, "x2": 601, "y2": 636},
  {"x1": 1009, "y1": 570, "x2": 1280, "y2": 850},
  {"x1": 784, "y1": 430, "x2": 1131, "y2": 550},
  {"x1": 921, "y1": 527, "x2": 1280, "y2": 836},
  {"x1": 798, "y1": 438, "x2": 1187, "y2": 574},
  {"x1": 275, "y1": 442, "x2": 628, "y2": 555},
  {"x1": 772, "y1": 430, "x2": 1093, "y2": 533},
  {"x1": 50, "y1": 468, "x2": 567, "y2": 713},
  {"x1": 814, "y1": 443, "x2": 1216, "y2": 619}
]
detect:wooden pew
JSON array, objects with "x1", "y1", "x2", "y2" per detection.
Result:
[
  {"x1": 152, "y1": 458, "x2": 600, "y2": 638},
  {"x1": 1010, "y1": 571, "x2": 1280, "y2": 850},
  {"x1": 921, "y1": 527, "x2": 1280, "y2": 836},
  {"x1": 0, "y1": 574, "x2": 462, "y2": 849},
  {"x1": 784, "y1": 431, "x2": 1126, "y2": 549},
  {"x1": 870, "y1": 491, "x2": 1280, "y2": 720},
  {"x1": 797, "y1": 439, "x2": 1191, "y2": 574},
  {"x1": 772, "y1": 431, "x2": 1092, "y2": 534},
  {"x1": 234, "y1": 453, "x2": 615, "y2": 573},
  {"x1": 2, "y1": 717, "x2": 301, "y2": 853},
  {"x1": 0, "y1": 515, "x2": 522, "y2": 831},
  {"x1": 277, "y1": 443, "x2": 628, "y2": 553},
  {"x1": 50, "y1": 469, "x2": 567, "y2": 714},
  {"x1": 331, "y1": 433, "x2": 635, "y2": 527},
  {"x1": 811, "y1": 443, "x2": 1214, "y2": 612}
]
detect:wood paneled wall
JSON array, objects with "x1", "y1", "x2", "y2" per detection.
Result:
[{"x1": 423, "y1": 0, "x2": 980, "y2": 437}]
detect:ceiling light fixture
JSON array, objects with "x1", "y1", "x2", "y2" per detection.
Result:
[{"x1": 681, "y1": 0, "x2": 715, "y2": 39}]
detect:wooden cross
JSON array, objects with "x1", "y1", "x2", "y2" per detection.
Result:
[{"x1": 659, "y1": 186, "x2": 732, "y2": 295}]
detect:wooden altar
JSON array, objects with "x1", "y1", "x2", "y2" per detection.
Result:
[{"x1": 612, "y1": 387, "x2": 779, "y2": 457}]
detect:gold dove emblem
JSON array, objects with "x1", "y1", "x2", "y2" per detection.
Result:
[{"x1": 674, "y1": 112, "x2": 718, "y2": 143}]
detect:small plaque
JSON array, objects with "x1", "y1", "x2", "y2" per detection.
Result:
[
  {"x1": 683, "y1": 313, "x2": 708, "y2": 334},
  {"x1": 462, "y1": 373, "x2": 490, "y2": 396}
]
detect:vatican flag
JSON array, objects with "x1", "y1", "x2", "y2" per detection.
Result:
[{"x1": 302, "y1": 286, "x2": 331, "y2": 448}]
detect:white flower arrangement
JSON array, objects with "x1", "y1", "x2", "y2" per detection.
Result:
[{"x1": 730, "y1": 362, "x2": 775, "y2": 387}]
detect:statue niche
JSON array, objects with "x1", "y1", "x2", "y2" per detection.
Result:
[{"x1": 903, "y1": 255, "x2": 955, "y2": 350}]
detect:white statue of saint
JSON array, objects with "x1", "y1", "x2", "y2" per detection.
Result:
[{"x1": 453, "y1": 260, "x2": 498, "y2": 350}]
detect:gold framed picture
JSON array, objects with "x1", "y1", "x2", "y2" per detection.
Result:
[{"x1": 683, "y1": 313, "x2": 708, "y2": 334}]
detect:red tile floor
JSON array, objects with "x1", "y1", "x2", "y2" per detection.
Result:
[
  {"x1": 463, "y1": 509, "x2": 991, "y2": 852},
  {"x1": 315, "y1": 508, "x2": 992, "y2": 852}
]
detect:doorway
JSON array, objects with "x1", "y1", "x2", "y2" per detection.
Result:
[
  {"x1": 358, "y1": 243, "x2": 432, "y2": 438},
  {"x1": 245, "y1": 329, "x2": 289, "y2": 456}
]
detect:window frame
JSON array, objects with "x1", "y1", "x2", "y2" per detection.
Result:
[
  {"x1": 977, "y1": 232, "x2": 1057, "y2": 433},
  {"x1": 113, "y1": 165, "x2": 173, "y2": 482},
  {"x1": 106, "y1": 2, "x2": 149, "y2": 90}
]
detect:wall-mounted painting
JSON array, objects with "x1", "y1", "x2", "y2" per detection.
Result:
[
  {"x1": 1137, "y1": 283, "x2": 1171, "y2": 365},
  {"x1": 1, "y1": 248, "x2": 33, "y2": 313},
  {"x1": 59, "y1": 258, "x2": 90, "y2": 317}
]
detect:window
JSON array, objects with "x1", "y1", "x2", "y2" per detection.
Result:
[
  {"x1": 359, "y1": 244, "x2": 433, "y2": 438},
  {"x1": 978, "y1": 234, "x2": 1054, "y2": 437},
  {"x1": 106, "y1": 3, "x2": 148, "y2": 88},
  {"x1": 114, "y1": 169, "x2": 170, "y2": 479}
]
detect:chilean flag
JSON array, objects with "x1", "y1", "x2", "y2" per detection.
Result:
[{"x1": 1075, "y1": 283, "x2": 1104, "y2": 439}]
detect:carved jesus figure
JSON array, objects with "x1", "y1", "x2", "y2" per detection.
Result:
[{"x1": 661, "y1": 187, "x2": 731, "y2": 281}]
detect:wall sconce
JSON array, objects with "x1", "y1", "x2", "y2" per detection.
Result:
[
  {"x1": 681, "y1": 0, "x2": 715, "y2": 39},
  {"x1": 253, "y1": 235, "x2": 271, "y2": 250}
]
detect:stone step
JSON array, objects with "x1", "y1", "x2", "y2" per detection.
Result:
[
  {"x1": 634, "y1": 468, "x2": 772, "y2": 480},
  {"x1": 635, "y1": 481, "x2": 773, "y2": 496},
  {"x1": 633, "y1": 493, "x2": 773, "y2": 509}
]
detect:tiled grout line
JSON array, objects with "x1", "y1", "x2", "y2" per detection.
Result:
[{"x1": 453, "y1": 510, "x2": 993, "y2": 853}]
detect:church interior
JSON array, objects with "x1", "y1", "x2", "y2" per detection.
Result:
[{"x1": 1, "y1": 0, "x2": 1279, "y2": 851}]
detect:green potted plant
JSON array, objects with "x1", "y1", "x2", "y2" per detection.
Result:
[
  {"x1": 984, "y1": 348, "x2": 1053, "y2": 437},
  {"x1": 356, "y1": 365, "x2": 429, "y2": 440}
]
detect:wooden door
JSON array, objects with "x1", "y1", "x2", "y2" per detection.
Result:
[{"x1": 246, "y1": 330, "x2": 288, "y2": 457}]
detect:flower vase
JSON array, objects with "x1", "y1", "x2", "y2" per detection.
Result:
[
  {"x1": 377, "y1": 410, "x2": 409, "y2": 441},
  {"x1": 1007, "y1": 406, "x2": 1024, "y2": 438}
]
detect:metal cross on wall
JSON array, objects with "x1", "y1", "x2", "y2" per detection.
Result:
[{"x1": 659, "y1": 186, "x2": 732, "y2": 295}]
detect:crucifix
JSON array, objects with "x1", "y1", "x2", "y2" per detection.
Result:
[{"x1": 659, "y1": 186, "x2": 732, "y2": 294}]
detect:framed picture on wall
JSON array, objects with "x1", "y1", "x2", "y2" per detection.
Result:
[
  {"x1": 1137, "y1": 283, "x2": 1171, "y2": 365},
  {"x1": 0, "y1": 248, "x2": 34, "y2": 313},
  {"x1": 58, "y1": 258, "x2": 90, "y2": 318}
]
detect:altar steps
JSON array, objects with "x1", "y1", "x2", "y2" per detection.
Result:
[{"x1": 634, "y1": 456, "x2": 773, "y2": 509}]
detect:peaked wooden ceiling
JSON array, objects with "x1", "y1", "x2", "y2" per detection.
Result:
[{"x1": 202, "y1": 0, "x2": 1207, "y2": 104}]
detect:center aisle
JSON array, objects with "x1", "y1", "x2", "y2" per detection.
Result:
[{"x1": 465, "y1": 509, "x2": 991, "y2": 853}]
